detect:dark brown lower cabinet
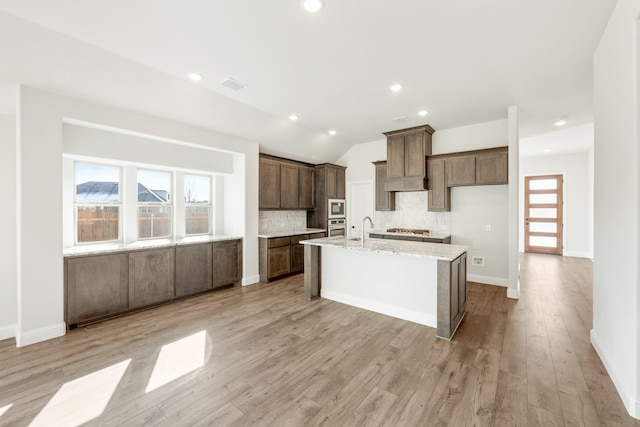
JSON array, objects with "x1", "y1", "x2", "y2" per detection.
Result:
[
  {"x1": 437, "y1": 252, "x2": 467, "y2": 340},
  {"x1": 259, "y1": 232, "x2": 325, "y2": 282},
  {"x1": 66, "y1": 253, "x2": 129, "y2": 325},
  {"x1": 65, "y1": 238, "x2": 242, "y2": 327},
  {"x1": 212, "y1": 239, "x2": 243, "y2": 288},
  {"x1": 175, "y1": 243, "x2": 212, "y2": 297},
  {"x1": 129, "y1": 248, "x2": 175, "y2": 309}
]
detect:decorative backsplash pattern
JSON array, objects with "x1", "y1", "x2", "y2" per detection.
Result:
[
  {"x1": 373, "y1": 191, "x2": 451, "y2": 232},
  {"x1": 259, "y1": 210, "x2": 307, "y2": 233}
]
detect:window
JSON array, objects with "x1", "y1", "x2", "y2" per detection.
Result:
[
  {"x1": 184, "y1": 174, "x2": 212, "y2": 235},
  {"x1": 138, "y1": 169, "x2": 172, "y2": 239},
  {"x1": 75, "y1": 162, "x2": 121, "y2": 243}
]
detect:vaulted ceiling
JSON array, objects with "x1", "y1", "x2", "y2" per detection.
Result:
[{"x1": 0, "y1": 0, "x2": 616, "y2": 163}]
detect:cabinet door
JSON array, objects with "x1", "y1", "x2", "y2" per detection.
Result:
[
  {"x1": 387, "y1": 135, "x2": 405, "y2": 179},
  {"x1": 212, "y1": 240, "x2": 242, "y2": 288},
  {"x1": 66, "y1": 253, "x2": 129, "y2": 325},
  {"x1": 374, "y1": 162, "x2": 395, "y2": 211},
  {"x1": 427, "y1": 158, "x2": 450, "y2": 212},
  {"x1": 298, "y1": 166, "x2": 315, "y2": 209},
  {"x1": 280, "y1": 164, "x2": 300, "y2": 209},
  {"x1": 447, "y1": 156, "x2": 476, "y2": 187},
  {"x1": 476, "y1": 152, "x2": 508, "y2": 185},
  {"x1": 268, "y1": 246, "x2": 291, "y2": 279},
  {"x1": 290, "y1": 235, "x2": 309, "y2": 273},
  {"x1": 259, "y1": 158, "x2": 281, "y2": 209},
  {"x1": 175, "y1": 243, "x2": 212, "y2": 297},
  {"x1": 326, "y1": 167, "x2": 338, "y2": 199},
  {"x1": 404, "y1": 131, "x2": 426, "y2": 178},
  {"x1": 129, "y1": 248, "x2": 175, "y2": 308},
  {"x1": 336, "y1": 168, "x2": 346, "y2": 199},
  {"x1": 449, "y1": 256, "x2": 461, "y2": 328},
  {"x1": 458, "y1": 253, "x2": 467, "y2": 314}
]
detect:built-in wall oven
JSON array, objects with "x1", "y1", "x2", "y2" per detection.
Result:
[
  {"x1": 328, "y1": 199, "x2": 346, "y2": 219},
  {"x1": 327, "y1": 218, "x2": 346, "y2": 237}
]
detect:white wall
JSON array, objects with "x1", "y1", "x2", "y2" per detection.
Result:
[
  {"x1": 13, "y1": 86, "x2": 260, "y2": 346},
  {"x1": 337, "y1": 119, "x2": 510, "y2": 286},
  {"x1": 592, "y1": 0, "x2": 640, "y2": 419},
  {"x1": 0, "y1": 114, "x2": 17, "y2": 340},
  {"x1": 519, "y1": 151, "x2": 592, "y2": 258}
]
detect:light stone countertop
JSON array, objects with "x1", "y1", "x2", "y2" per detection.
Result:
[
  {"x1": 63, "y1": 235, "x2": 243, "y2": 257},
  {"x1": 258, "y1": 228, "x2": 326, "y2": 238},
  {"x1": 368, "y1": 229, "x2": 451, "y2": 240},
  {"x1": 300, "y1": 236, "x2": 467, "y2": 261}
]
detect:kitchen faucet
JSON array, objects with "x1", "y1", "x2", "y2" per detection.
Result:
[{"x1": 361, "y1": 216, "x2": 374, "y2": 247}]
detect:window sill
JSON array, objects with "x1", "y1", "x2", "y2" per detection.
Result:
[{"x1": 63, "y1": 235, "x2": 243, "y2": 257}]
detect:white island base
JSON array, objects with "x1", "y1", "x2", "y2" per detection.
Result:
[{"x1": 302, "y1": 237, "x2": 468, "y2": 340}]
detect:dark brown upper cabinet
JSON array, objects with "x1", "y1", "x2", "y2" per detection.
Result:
[
  {"x1": 445, "y1": 147, "x2": 508, "y2": 188},
  {"x1": 259, "y1": 155, "x2": 315, "y2": 210},
  {"x1": 427, "y1": 158, "x2": 450, "y2": 212},
  {"x1": 384, "y1": 124, "x2": 434, "y2": 191},
  {"x1": 373, "y1": 161, "x2": 395, "y2": 211}
]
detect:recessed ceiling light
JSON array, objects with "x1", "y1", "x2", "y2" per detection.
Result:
[
  {"x1": 301, "y1": 0, "x2": 324, "y2": 13},
  {"x1": 289, "y1": 114, "x2": 299, "y2": 121},
  {"x1": 390, "y1": 84, "x2": 403, "y2": 92},
  {"x1": 554, "y1": 120, "x2": 567, "y2": 126},
  {"x1": 418, "y1": 110, "x2": 428, "y2": 117},
  {"x1": 188, "y1": 73, "x2": 203, "y2": 82},
  {"x1": 328, "y1": 130, "x2": 337, "y2": 136},
  {"x1": 544, "y1": 148, "x2": 551, "y2": 153}
]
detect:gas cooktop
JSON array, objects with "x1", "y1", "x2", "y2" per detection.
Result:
[{"x1": 386, "y1": 228, "x2": 431, "y2": 236}]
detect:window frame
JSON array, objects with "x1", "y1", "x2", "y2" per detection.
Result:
[{"x1": 73, "y1": 161, "x2": 123, "y2": 245}]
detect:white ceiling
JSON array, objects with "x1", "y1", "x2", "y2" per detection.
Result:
[
  {"x1": 520, "y1": 123, "x2": 594, "y2": 157},
  {"x1": 0, "y1": 0, "x2": 616, "y2": 163}
]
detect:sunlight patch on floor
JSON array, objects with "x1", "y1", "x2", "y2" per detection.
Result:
[
  {"x1": 145, "y1": 330, "x2": 207, "y2": 393},
  {"x1": 28, "y1": 359, "x2": 131, "y2": 427},
  {"x1": 0, "y1": 404, "x2": 13, "y2": 418}
]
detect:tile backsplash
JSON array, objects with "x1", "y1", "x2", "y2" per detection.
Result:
[
  {"x1": 259, "y1": 210, "x2": 307, "y2": 233},
  {"x1": 373, "y1": 191, "x2": 451, "y2": 232}
]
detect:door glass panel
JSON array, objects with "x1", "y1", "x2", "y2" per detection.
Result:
[
  {"x1": 529, "y1": 208, "x2": 557, "y2": 218},
  {"x1": 529, "y1": 222, "x2": 557, "y2": 233},
  {"x1": 529, "y1": 193, "x2": 557, "y2": 204},
  {"x1": 529, "y1": 179, "x2": 557, "y2": 190},
  {"x1": 529, "y1": 236, "x2": 557, "y2": 247}
]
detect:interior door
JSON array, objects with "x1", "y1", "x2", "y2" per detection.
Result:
[
  {"x1": 348, "y1": 181, "x2": 373, "y2": 240},
  {"x1": 524, "y1": 174, "x2": 563, "y2": 255}
]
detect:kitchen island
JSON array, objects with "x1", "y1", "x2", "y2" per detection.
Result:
[{"x1": 301, "y1": 236, "x2": 468, "y2": 339}]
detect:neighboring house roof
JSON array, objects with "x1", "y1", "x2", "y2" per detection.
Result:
[
  {"x1": 76, "y1": 181, "x2": 119, "y2": 203},
  {"x1": 76, "y1": 181, "x2": 169, "y2": 203}
]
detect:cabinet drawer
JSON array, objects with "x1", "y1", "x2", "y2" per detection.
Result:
[
  {"x1": 309, "y1": 232, "x2": 325, "y2": 239},
  {"x1": 269, "y1": 237, "x2": 291, "y2": 248},
  {"x1": 291, "y1": 234, "x2": 310, "y2": 245}
]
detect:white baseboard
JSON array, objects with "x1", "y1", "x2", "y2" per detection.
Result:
[
  {"x1": 0, "y1": 324, "x2": 16, "y2": 341},
  {"x1": 321, "y1": 289, "x2": 437, "y2": 328},
  {"x1": 563, "y1": 251, "x2": 592, "y2": 259},
  {"x1": 16, "y1": 322, "x2": 66, "y2": 347},
  {"x1": 590, "y1": 329, "x2": 640, "y2": 419},
  {"x1": 242, "y1": 275, "x2": 260, "y2": 286},
  {"x1": 507, "y1": 287, "x2": 520, "y2": 299},
  {"x1": 467, "y1": 274, "x2": 508, "y2": 287}
]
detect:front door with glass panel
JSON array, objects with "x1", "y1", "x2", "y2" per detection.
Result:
[{"x1": 524, "y1": 174, "x2": 563, "y2": 255}]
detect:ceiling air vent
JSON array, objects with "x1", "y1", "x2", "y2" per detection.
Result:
[
  {"x1": 219, "y1": 77, "x2": 248, "y2": 91},
  {"x1": 391, "y1": 116, "x2": 410, "y2": 123}
]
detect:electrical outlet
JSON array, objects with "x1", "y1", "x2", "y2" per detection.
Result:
[
  {"x1": 472, "y1": 256, "x2": 485, "y2": 267},
  {"x1": 485, "y1": 224, "x2": 491, "y2": 232}
]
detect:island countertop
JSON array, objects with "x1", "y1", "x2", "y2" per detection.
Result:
[{"x1": 300, "y1": 236, "x2": 467, "y2": 261}]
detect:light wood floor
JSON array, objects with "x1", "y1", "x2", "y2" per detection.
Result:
[{"x1": 1, "y1": 253, "x2": 638, "y2": 426}]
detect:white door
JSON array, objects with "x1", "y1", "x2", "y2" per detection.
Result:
[{"x1": 348, "y1": 181, "x2": 374, "y2": 239}]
